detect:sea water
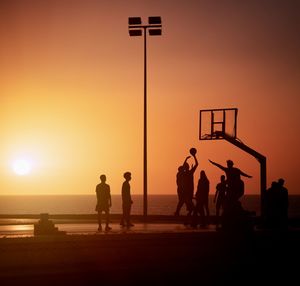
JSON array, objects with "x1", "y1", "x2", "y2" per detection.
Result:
[{"x1": 0, "y1": 195, "x2": 299, "y2": 217}]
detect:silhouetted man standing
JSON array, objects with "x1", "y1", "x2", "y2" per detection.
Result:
[
  {"x1": 214, "y1": 175, "x2": 227, "y2": 227},
  {"x1": 209, "y1": 159, "x2": 252, "y2": 202},
  {"x1": 278, "y1": 178, "x2": 289, "y2": 229},
  {"x1": 209, "y1": 159, "x2": 253, "y2": 231},
  {"x1": 120, "y1": 172, "x2": 134, "y2": 228},
  {"x1": 95, "y1": 174, "x2": 112, "y2": 231}
]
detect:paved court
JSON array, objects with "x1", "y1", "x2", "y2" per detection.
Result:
[{"x1": 0, "y1": 222, "x2": 217, "y2": 238}]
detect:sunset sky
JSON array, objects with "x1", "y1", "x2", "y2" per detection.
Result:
[{"x1": 0, "y1": 0, "x2": 299, "y2": 196}]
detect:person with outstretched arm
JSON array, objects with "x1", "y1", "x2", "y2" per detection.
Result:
[{"x1": 209, "y1": 159, "x2": 252, "y2": 201}]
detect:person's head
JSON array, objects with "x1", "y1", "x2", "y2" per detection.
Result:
[
  {"x1": 278, "y1": 178, "x2": 285, "y2": 186},
  {"x1": 221, "y1": 175, "x2": 225, "y2": 182},
  {"x1": 100, "y1": 174, "x2": 106, "y2": 182},
  {"x1": 226, "y1": 160, "x2": 234, "y2": 168},
  {"x1": 200, "y1": 170, "x2": 206, "y2": 179},
  {"x1": 178, "y1": 166, "x2": 184, "y2": 172},
  {"x1": 271, "y1": 181, "x2": 278, "y2": 189},
  {"x1": 124, "y1": 172, "x2": 131, "y2": 181}
]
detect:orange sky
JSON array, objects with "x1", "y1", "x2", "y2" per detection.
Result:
[{"x1": 0, "y1": 0, "x2": 299, "y2": 196}]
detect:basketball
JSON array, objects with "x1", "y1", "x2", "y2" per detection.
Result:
[{"x1": 189, "y1": 147, "x2": 197, "y2": 156}]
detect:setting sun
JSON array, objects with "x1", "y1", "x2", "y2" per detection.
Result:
[
  {"x1": 12, "y1": 158, "x2": 32, "y2": 176},
  {"x1": 0, "y1": 0, "x2": 299, "y2": 198},
  {"x1": 0, "y1": 2, "x2": 298, "y2": 285}
]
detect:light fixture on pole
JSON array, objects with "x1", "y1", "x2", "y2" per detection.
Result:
[{"x1": 128, "y1": 16, "x2": 162, "y2": 218}]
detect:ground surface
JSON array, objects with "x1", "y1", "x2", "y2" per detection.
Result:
[{"x1": 0, "y1": 226, "x2": 299, "y2": 286}]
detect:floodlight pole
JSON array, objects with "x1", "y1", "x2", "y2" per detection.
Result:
[
  {"x1": 128, "y1": 17, "x2": 162, "y2": 218},
  {"x1": 143, "y1": 26, "x2": 148, "y2": 219}
]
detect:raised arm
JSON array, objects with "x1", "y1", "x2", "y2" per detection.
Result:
[
  {"x1": 191, "y1": 155, "x2": 198, "y2": 172},
  {"x1": 183, "y1": 156, "x2": 191, "y2": 165},
  {"x1": 208, "y1": 160, "x2": 226, "y2": 172},
  {"x1": 240, "y1": 170, "x2": 252, "y2": 178}
]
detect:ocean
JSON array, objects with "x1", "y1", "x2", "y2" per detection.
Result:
[{"x1": 0, "y1": 195, "x2": 299, "y2": 217}]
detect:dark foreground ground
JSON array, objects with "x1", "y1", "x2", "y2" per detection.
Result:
[{"x1": 0, "y1": 227, "x2": 299, "y2": 286}]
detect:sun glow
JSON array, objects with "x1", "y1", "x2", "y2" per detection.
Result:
[{"x1": 12, "y1": 159, "x2": 32, "y2": 176}]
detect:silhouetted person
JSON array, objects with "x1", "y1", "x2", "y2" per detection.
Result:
[
  {"x1": 214, "y1": 175, "x2": 227, "y2": 227},
  {"x1": 266, "y1": 179, "x2": 289, "y2": 229},
  {"x1": 174, "y1": 165, "x2": 185, "y2": 216},
  {"x1": 209, "y1": 159, "x2": 253, "y2": 232},
  {"x1": 95, "y1": 174, "x2": 112, "y2": 231},
  {"x1": 120, "y1": 172, "x2": 134, "y2": 228},
  {"x1": 192, "y1": 170, "x2": 210, "y2": 227},
  {"x1": 265, "y1": 181, "x2": 281, "y2": 228},
  {"x1": 182, "y1": 150, "x2": 198, "y2": 225},
  {"x1": 278, "y1": 178, "x2": 289, "y2": 229},
  {"x1": 208, "y1": 159, "x2": 252, "y2": 202}
]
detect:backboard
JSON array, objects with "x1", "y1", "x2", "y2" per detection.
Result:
[{"x1": 199, "y1": 108, "x2": 238, "y2": 140}]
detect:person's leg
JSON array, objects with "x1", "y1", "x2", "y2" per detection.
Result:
[
  {"x1": 174, "y1": 201, "x2": 181, "y2": 215},
  {"x1": 215, "y1": 202, "x2": 220, "y2": 227},
  {"x1": 120, "y1": 204, "x2": 125, "y2": 226},
  {"x1": 191, "y1": 202, "x2": 199, "y2": 227},
  {"x1": 216, "y1": 203, "x2": 220, "y2": 217},
  {"x1": 123, "y1": 204, "x2": 128, "y2": 226},
  {"x1": 105, "y1": 210, "x2": 111, "y2": 231},
  {"x1": 175, "y1": 195, "x2": 185, "y2": 215},
  {"x1": 125, "y1": 204, "x2": 133, "y2": 227},
  {"x1": 205, "y1": 201, "x2": 210, "y2": 218},
  {"x1": 97, "y1": 211, "x2": 102, "y2": 231},
  {"x1": 185, "y1": 199, "x2": 194, "y2": 225},
  {"x1": 199, "y1": 204, "x2": 206, "y2": 227}
]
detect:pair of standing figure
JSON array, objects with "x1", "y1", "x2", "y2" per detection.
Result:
[
  {"x1": 175, "y1": 148, "x2": 211, "y2": 226},
  {"x1": 265, "y1": 178, "x2": 289, "y2": 229},
  {"x1": 95, "y1": 172, "x2": 134, "y2": 231},
  {"x1": 209, "y1": 159, "x2": 253, "y2": 230},
  {"x1": 194, "y1": 159, "x2": 252, "y2": 228}
]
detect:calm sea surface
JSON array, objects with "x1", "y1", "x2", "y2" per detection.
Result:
[{"x1": 0, "y1": 195, "x2": 299, "y2": 217}]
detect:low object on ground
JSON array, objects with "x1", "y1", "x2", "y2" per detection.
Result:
[{"x1": 34, "y1": 213, "x2": 66, "y2": 235}]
